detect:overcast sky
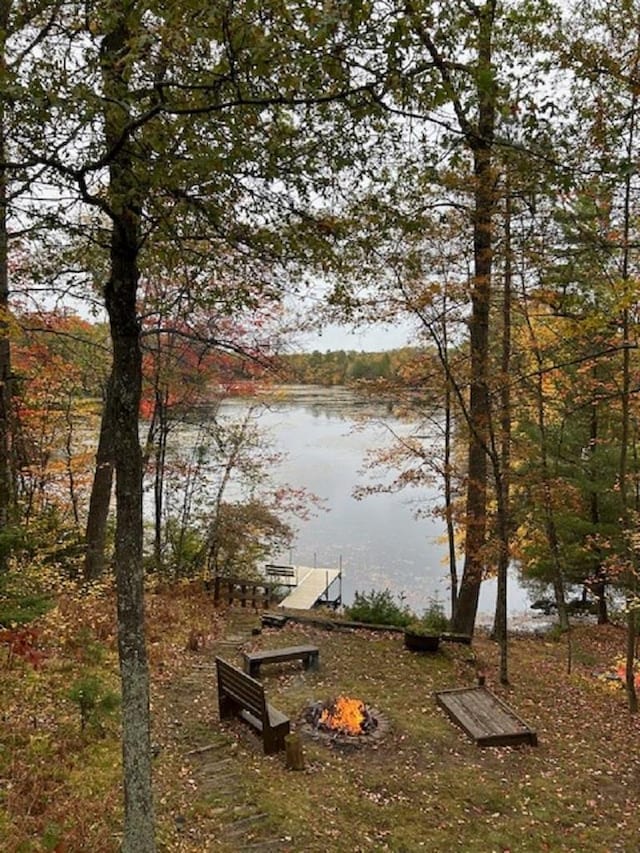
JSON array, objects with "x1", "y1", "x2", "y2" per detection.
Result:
[
  {"x1": 48, "y1": 284, "x2": 417, "y2": 354},
  {"x1": 294, "y1": 319, "x2": 417, "y2": 353}
]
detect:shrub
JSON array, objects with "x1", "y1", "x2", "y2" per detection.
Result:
[
  {"x1": 419, "y1": 597, "x2": 450, "y2": 634},
  {"x1": 0, "y1": 626, "x2": 45, "y2": 668},
  {"x1": 161, "y1": 517, "x2": 206, "y2": 578},
  {"x1": 0, "y1": 592, "x2": 52, "y2": 626},
  {"x1": 0, "y1": 564, "x2": 54, "y2": 626},
  {"x1": 345, "y1": 588, "x2": 413, "y2": 627},
  {"x1": 405, "y1": 621, "x2": 436, "y2": 637},
  {"x1": 68, "y1": 674, "x2": 120, "y2": 735}
]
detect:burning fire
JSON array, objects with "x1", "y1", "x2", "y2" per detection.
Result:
[{"x1": 319, "y1": 695, "x2": 366, "y2": 735}]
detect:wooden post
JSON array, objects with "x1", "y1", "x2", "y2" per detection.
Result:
[{"x1": 284, "y1": 732, "x2": 305, "y2": 771}]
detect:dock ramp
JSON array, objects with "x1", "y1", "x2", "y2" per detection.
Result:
[{"x1": 270, "y1": 565, "x2": 341, "y2": 610}]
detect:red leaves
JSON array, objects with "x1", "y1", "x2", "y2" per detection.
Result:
[{"x1": 0, "y1": 626, "x2": 45, "y2": 669}]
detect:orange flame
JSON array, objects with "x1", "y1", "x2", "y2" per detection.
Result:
[{"x1": 319, "y1": 695, "x2": 366, "y2": 735}]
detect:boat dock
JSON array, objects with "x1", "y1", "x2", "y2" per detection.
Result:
[{"x1": 264, "y1": 563, "x2": 342, "y2": 610}]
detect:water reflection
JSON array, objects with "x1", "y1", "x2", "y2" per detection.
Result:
[{"x1": 186, "y1": 386, "x2": 531, "y2": 618}]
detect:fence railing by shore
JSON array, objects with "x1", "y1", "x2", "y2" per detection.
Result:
[{"x1": 206, "y1": 575, "x2": 275, "y2": 609}]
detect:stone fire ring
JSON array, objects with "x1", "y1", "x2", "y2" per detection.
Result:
[{"x1": 299, "y1": 702, "x2": 390, "y2": 749}]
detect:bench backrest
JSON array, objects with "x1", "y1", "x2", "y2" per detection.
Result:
[
  {"x1": 264, "y1": 564, "x2": 296, "y2": 577},
  {"x1": 216, "y1": 657, "x2": 266, "y2": 720}
]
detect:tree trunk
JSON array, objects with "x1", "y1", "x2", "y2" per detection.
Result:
[
  {"x1": 101, "y1": 10, "x2": 156, "y2": 849},
  {"x1": 0, "y1": 0, "x2": 12, "y2": 572},
  {"x1": 493, "y1": 178, "x2": 512, "y2": 685},
  {"x1": 153, "y1": 387, "x2": 169, "y2": 572},
  {"x1": 619, "y1": 77, "x2": 638, "y2": 713},
  {"x1": 84, "y1": 374, "x2": 115, "y2": 581},
  {"x1": 441, "y1": 286, "x2": 458, "y2": 621},
  {"x1": 588, "y1": 386, "x2": 608, "y2": 624},
  {"x1": 540, "y1": 446, "x2": 569, "y2": 631},
  {"x1": 443, "y1": 379, "x2": 458, "y2": 620},
  {"x1": 107, "y1": 230, "x2": 155, "y2": 850},
  {"x1": 452, "y1": 2, "x2": 496, "y2": 636}
]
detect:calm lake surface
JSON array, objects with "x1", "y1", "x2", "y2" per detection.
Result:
[{"x1": 212, "y1": 386, "x2": 532, "y2": 621}]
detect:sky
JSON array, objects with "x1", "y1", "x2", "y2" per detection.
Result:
[
  {"x1": 31, "y1": 265, "x2": 419, "y2": 354},
  {"x1": 293, "y1": 319, "x2": 417, "y2": 353}
]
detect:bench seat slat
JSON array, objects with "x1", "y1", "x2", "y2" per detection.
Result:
[{"x1": 266, "y1": 703, "x2": 290, "y2": 728}]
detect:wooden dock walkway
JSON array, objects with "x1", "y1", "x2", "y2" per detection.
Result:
[{"x1": 273, "y1": 566, "x2": 341, "y2": 610}]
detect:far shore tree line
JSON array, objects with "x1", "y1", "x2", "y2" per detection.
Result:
[{"x1": 2, "y1": 1, "x2": 640, "y2": 849}]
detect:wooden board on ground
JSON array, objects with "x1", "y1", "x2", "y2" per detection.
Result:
[{"x1": 435, "y1": 686, "x2": 538, "y2": 747}]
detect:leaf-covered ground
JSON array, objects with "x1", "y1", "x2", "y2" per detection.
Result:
[{"x1": 1, "y1": 583, "x2": 639, "y2": 851}]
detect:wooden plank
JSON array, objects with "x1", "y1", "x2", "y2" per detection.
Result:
[
  {"x1": 435, "y1": 686, "x2": 537, "y2": 747},
  {"x1": 208, "y1": 575, "x2": 274, "y2": 609}
]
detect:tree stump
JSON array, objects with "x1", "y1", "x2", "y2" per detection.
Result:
[{"x1": 284, "y1": 732, "x2": 305, "y2": 771}]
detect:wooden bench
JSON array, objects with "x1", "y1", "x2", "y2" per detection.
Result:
[
  {"x1": 242, "y1": 645, "x2": 320, "y2": 679},
  {"x1": 215, "y1": 657, "x2": 290, "y2": 754},
  {"x1": 264, "y1": 564, "x2": 297, "y2": 586}
]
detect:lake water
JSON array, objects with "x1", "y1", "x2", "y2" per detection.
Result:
[{"x1": 210, "y1": 386, "x2": 533, "y2": 621}]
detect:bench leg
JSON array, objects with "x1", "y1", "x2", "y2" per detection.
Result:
[
  {"x1": 303, "y1": 652, "x2": 319, "y2": 671},
  {"x1": 264, "y1": 721, "x2": 290, "y2": 755}
]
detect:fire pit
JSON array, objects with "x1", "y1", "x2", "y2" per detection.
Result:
[{"x1": 301, "y1": 695, "x2": 389, "y2": 748}]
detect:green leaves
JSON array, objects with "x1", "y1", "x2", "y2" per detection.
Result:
[{"x1": 68, "y1": 673, "x2": 120, "y2": 734}]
